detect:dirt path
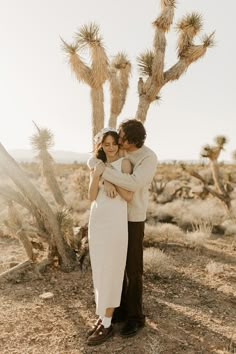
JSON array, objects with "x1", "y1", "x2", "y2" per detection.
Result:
[{"x1": 0, "y1": 235, "x2": 236, "y2": 354}]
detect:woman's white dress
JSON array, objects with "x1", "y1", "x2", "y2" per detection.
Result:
[{"x1": 88, "y1": 158, "x2": 128, "y2": 317}]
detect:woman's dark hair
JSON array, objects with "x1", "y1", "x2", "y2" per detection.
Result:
[
  {"x1": 119, "y1": 119, "x2": 146, "y2": 148},
  {"x1": 94, "y1": 131, "x2": 119, "y2": 162}
]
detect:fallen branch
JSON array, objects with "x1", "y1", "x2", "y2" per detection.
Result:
[{"x1": 0, "y1": 260, "x2": 32, "y2": 281}]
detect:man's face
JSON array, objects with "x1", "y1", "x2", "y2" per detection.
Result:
[{"x1": 118, "y1": 128, "x2": 131, "y2": 151}]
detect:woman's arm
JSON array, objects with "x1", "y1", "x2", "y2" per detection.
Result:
[
  {"x1": 88, "y1": 161, "x2": 105, "y2": 201},
  {"x1": 115, "y1": 159, "x2": 133, "y2": 202},
  {"x1": 88, "y1": 172, "x2": 100, "y2": 201}
]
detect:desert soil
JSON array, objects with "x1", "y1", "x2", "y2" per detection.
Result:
[{"x1": 0, "y1": 234, "x2": 236, "y2": 354}]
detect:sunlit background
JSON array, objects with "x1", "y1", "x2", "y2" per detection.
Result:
[{"x1": 0, "y1": 0, "x2": 235, "y2": 161}]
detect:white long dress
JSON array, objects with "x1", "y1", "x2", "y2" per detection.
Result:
[{"x1": 88, "y1": 158, "x2": 128, "y2": 317}]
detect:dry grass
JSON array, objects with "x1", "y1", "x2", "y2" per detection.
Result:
[
  {"x1": 185, "y1": 230, "x2": 210, "y2": 247},
  {"x1": 191, "y1": 218, "x2": 213, "y2": 236},
  {"x1": 155, "y1": 198, "x2": 226, "y2": 227},
  {"x1": 145, "y1": 223, "x2": 185, "y2": 243},
  {"x1": 205, "y1": 261, "x2": 224, "y2": 276},
  {"x1": 144, "y1": 247, "x2": 173, "y2": 276}
]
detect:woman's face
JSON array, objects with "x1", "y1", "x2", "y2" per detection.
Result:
[{"x1": 101, "y1": 134, "x2": 119, "y2": 159}]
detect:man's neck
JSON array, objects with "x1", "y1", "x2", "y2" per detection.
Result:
[{"x1": 126, "y1": 146, "x2": 140, "y2": 152}]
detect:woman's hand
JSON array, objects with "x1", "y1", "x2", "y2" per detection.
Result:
[
  {"x1": 93, "y1": 161, "x2": 105, "y2": 177},
  {"x1": 104, "y1": 181, "x2": 117, "y2": 198}
]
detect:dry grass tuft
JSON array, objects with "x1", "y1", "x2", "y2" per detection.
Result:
[
  {"x1": 185, "y1": 230, "x2": 210, "y2": 246},
  {"x1": 206, "y1": 261, "x2": 224, "y2": 276},
  {"x1": 145, "y1": 223, "x2": 185, "y2": 243},
  {"x1": 191, "y1": 219, "x2": 213, "y2": 236},
  {"x1": 144, "y1": 247, "x2": 173, "y2": 276},
  {"x1": 222, "y1": 219, "x2": 236, "y2": 236}
]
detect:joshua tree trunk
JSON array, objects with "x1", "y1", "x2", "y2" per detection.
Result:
[
  {"x1": 210, "y1": 160, "x2": 226, "y2": 195},
  {"x1": 40, "y1": 149, "x2": 66, "y2": 206},
  {"x1": 135, "y1": 95, "x2": 151, "y2": 123},
  {"x1": 17, "y1": 229, "x2": 35, "y2": 261},
  {"x1": 91, "y1": 87, "x2": 105, "y2": 141},
  {"x1": 108, "y1": 53, "x2": 131, "y2": 127},
  {"x1": 0, "y1": 143, "x2": 77, "y2": 271}
]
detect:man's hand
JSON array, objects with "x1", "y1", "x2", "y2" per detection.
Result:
[
  {"x1": 104, "y1": 180, "x2": 117, "y2": 198},
  {"x1": 93, "y1": 161, "x2": 105, "y2": 177}
]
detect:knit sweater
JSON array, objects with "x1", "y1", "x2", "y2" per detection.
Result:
[{"x1": 102, "y1": 145, "x2": 157, "y2": 221}]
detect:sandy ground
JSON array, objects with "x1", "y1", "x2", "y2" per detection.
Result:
[{"x1": 0, "y1": 234, "x2": 236, "y2": 354}]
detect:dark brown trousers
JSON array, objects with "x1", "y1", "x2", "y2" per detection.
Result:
[{"x1": 117, "y1": 221, "x2": 145, "y2": 324}]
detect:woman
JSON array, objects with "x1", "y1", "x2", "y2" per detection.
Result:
[{"x1": 87, "y1": 128, "x2": 133, "y2": 346}]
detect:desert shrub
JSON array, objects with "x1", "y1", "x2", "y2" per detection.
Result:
[
  {"x1": 73, "y1": 209, "x2": 90, "y2": 227},
  {"x1": 65, "y1": 191, "x2": 90, "y2": 213},
  {"x1": 185, "y1": 230, "x2": 210, "y2": 247},
  {"x1": 145, "y1": 223, "x2": 185, "y2": 244},
  {"x1": 205, "y1": 261, "x2": 224, "y2": 276},
  {"x1": 70, "y1": 168, "x2": 90, "y2": 200},
  {"x1": 157, "y1": 199, "x2": 226, "y2": 227},
  {"x1": 191, "y1": 219, "x2": 213, "y2": 235},
  {"x1": 144, "y1": 248, "x2": 173, "y2": 277}
]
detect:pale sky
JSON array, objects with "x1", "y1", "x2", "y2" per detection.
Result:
[{"x1": 0, "y1": 0, "x2": 235, "y2": 161}]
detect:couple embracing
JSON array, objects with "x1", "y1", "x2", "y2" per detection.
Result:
[{"x1": 87, "y1": 119, "x2": 157, "y2": 346}]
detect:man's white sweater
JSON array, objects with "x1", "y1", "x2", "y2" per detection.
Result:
[{"x1": 102, "y1": 145, "x2": 157, "y2": 222}]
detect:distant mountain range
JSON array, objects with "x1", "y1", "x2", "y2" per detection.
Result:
[
  {"x1": 7, "y1": 149, "x2": 231, "y2": 165},
  {"x1": 9, "y1": 149, "x2": 90, "y2": 163}
]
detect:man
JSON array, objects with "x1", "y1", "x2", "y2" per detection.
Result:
[{"x1": 98, "y1": 119, "x2": 157, "y2": 337}]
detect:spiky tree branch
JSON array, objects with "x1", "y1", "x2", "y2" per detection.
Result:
[
  {"x1": 108, "y1": 52, "x2": 131, "y2": 127},
  {"x1": 62, "y1": 23, "x2": 109, "y2": 140},
  {"x1": 135, "y1": 2, "x2": 214, "y2": 122},
  {"x1": 31, "y1": 122, "x2": 66, "y2": 206}
]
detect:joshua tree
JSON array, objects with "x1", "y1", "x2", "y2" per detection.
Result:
[
  {"x1": 182, "y1": 136, "x2": 232, "y2": 211},
  {"x1": 62, "y1": 0, "x2": 214, "y2": 134},
  {"x1": 31, "y1": 122, "x2": 66, "y2": 206},
  {"x1": 201, "y1": 136, "x2": 228, "y2": 198},
  {"x1": 62, "y1": 23, "x2": 109, "y2": 141},
  {"x1": 0, "y1": 143, "x2": 77, "y2": 274},
  {"x1": 136, "y1": 3, "x2": 214, "y2": 122},
  {"x1": 62, "y1": 25, "x2": 131, "y2": 137}
]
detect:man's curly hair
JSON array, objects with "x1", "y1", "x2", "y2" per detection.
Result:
[{"x1": 119, "y1": 119, "x2": 146, "y2": 148}]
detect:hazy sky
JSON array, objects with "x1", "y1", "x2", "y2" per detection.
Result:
[{"x1": 0, "y1": 0, "x2": 235, "y2": 160}]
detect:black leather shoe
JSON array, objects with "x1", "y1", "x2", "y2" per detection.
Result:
[{"x1": 120, "y1": 320, "x2": 144, "y2": 337}]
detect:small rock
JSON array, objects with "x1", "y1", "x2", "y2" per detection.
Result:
[{"x1": 39, "y1": 292, "x2": 54, "y2": 299}]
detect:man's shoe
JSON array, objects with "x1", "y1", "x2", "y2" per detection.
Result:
[
  {"x1": 87, "y1": 324, "x2": 113, "y2": 346},
  {"x1": 120, "y1": 320, "x2": 144, "y2": 338},
  {"x1": 86, "y1": 318, "x2": 102, "y2": 337}
]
